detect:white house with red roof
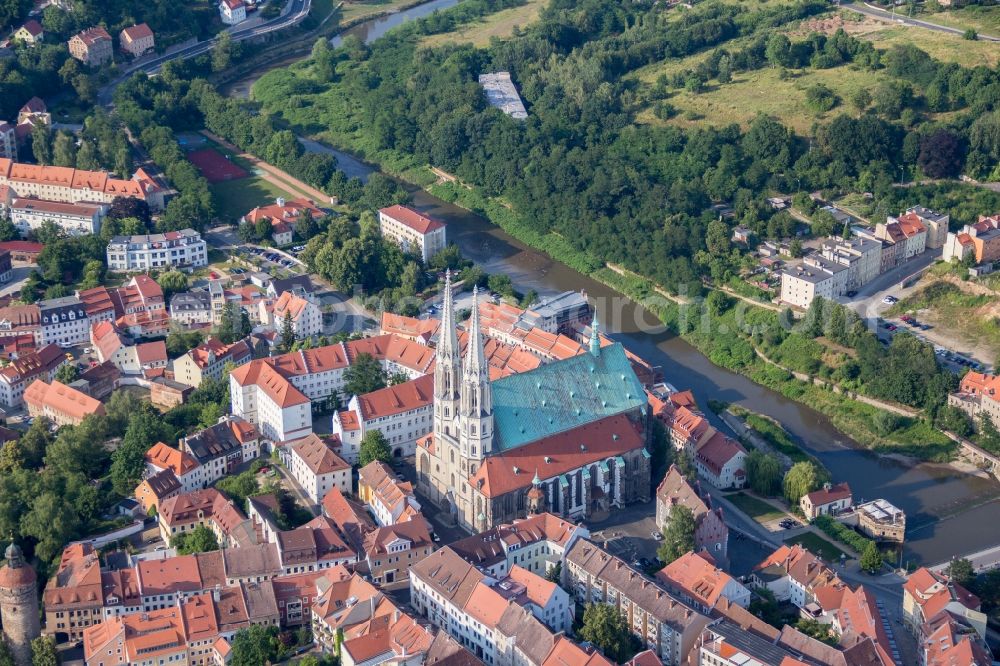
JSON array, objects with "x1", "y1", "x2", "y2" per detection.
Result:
[
  {"x1": 655, "y1": 551, "x2": 750, "y2": 613},
  {"x1": 0, "y1": 343, "x2": 66, "y2": 408},
  {"x1": 172, "y1": 337, "x2": 252, "y2": 388},
  {"x1": 691, "y1": 431, "x2": 746, "y2": 490},
  {"x1": 286, "y1": 433, "x2": 351, "y2": 503},
  {"x1": 13, "y1": 20, "x2": 43, "y2": 46},
  {"x1": 799, "y1": 482, "x2": 852, "y2": 520},
  {"x1": 902, "y1": 567, "x2": 986, "y2": 640},
  {"x1": 145, "y1": 441, "x2": 205, "y2": 493},
  {"x1": 90, "y1": 321, "x2": 167, "y2": 378},
  {"x1": 271, "y1": 290, "x2": 322, "y2": 341},
  {"x1": 332, "y1": 374, "x2": 434, "y2": 462},
  {"x1": 378, "y1": 205, "x2": 446, "y2": 262},
  {"x1": 119, "y1": 23, "x2": 154, "y2": 58},
  {"x1": 219, "y1": 0, "x2": 247, "y2": 24},
  {"x1": 242, "y1": 198, "x2": 323, "y2": 245}
]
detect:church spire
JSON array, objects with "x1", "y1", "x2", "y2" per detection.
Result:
[
  {"x1": 438, "y1": 270, "x2": 459, "y2": 359},
  {"x1": 460, "y1": 286, "x2": 493, "y2": 459},
  {"x1": 433, "y1": 270, "x2": 462, "y2": 439},
  {"x1": 463, "y1": 286, "x2": 486, "y2": 381},
  {"x1": 589, "y1": 311, "x2": 601, "y2": 357}
]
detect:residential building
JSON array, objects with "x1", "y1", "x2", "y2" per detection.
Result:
[
  {"x1": 310, "y1": 566, "x2": 398, "y2": 652},
  {"x1": 875, "y1": 215, "x2": 927, "y2": 264},
  {"x1": 780, "y1": 256, "x2": 849, "y2": 309},
  {"x1": 24, "y1": 379, "x2": 105, "y2": 426},
  {"x1": 157, "y1": 488, "x2": 250, "y2": 548},
  {"x1": 68, "y1": 27, "x2": 113, "y2": 66},
  {"x1": 854, "y1": 499, "x2": 906, "y2": 543},
  {"x1": 654, "y1": 551, "x2": 750, "y2": 613},
  {"x1": 229, "y1": 334, "x2": 435, "y2": 442},
  {"x1": 494, "y1": 565, "x2": 573, "y2": 634},
  {"x1": 564, "y1": 540, "x2": 710, "y2": 665},
  {"x1": 525, "y1": 291, "x2": 592, "y2": 334},
  {"x1": 654, "y1": 465, "x2": 728, "y2": 561},
  {"x1": 448, "y1": 512, "x2": 589, "y2": 579},
  {"x1": 75, "y1": 361, "x2": 120, "y2": 400},
  {"x1": 0, "y1": 343, "x2": 65, "y2": 408},
  {"x1": 378, "y1": 204, "x2": 447, "y2": 262},
  {"x1": 691, "y1": 432, "x2": 746, "y2": 490},
  {"x1": 287, "y1": 433, "x2": 351, "y2": 504},
  {"x1": 181, "y1": 416, "x2": 261, "y2": 485},
  {"x1": 417, "y1": 279, "x2": 650, "y2": 532},
  {"x1": 904, "y1": 206, "x2": 949, "y2": 249},
  {"x1": 266, "y1": 275, "x2": 315, "y2": 301},
  {"x1": 750, "y1": 544, "x2": 840, "y2": 609},
  {"x1": 333, "y1": 374, "x2": 434, "y2": 462},
  {"x1": 173, "y1": 337, "x2": 252, "y2": 388},
  {"x1": 145, "y1": 441, "x2": 204, "y2": 493},
  {"x1": 800, "y1": 482, "x2": 852, "y2": 520},
  {"x1": 362, "y1": 519, "x2": 434, "y2": 587},
  {"x1": 134, "y1": 468, "x2": 182, "y2": 514},
  {"x1": 950, "y1": 370, "x2": 1000, "y2": 424},
  {"x1": 42, "y1": 543, "x2": 103, "y2": 643},
  {"x1": 358, "y1": 461, "x2": 422, "y2": 526},
  {"x1": 17, "y1": 97, "x2": 50, "y2": 127},
  {"x1": 219, "y1": 0, "x2": 247, "y2": 25},
  {"x1": 381, "y1": 311, "x2": 440, "y2": 344},
  {"x1": 8, "y1": 197, "x2": 107, "y2": 236},
  {"x1": 13, "y1": 20, "x2": 43, "y2": 45},
  {"x1": 80, "y1": 274, "x2": 169, "y2": 339},
  {"x1": 340, "y1": 609, "x2": 432, "y2": 666},
  {"x1": 0, "y1": 159, "x2": 163, "y2": 209},
  {"x1": 38, "y1": 295, "x2": 89, "y2": 346},
  {"x1": 903, "y1": 567, "x2": 986, "y2": 640},
  {"x1": 271, "y1": 290, "x2": 322, "y2": 341},
  {"x1": 118, "y1": 23, "x2": 154, "y2": 58},
  {"x1": 0, "y1": 122, "x2": 15, "y2": 160},
  {"x1": 919, "y1": 609, "x2": 992, "y2": 666},
  {"x1": 0, "y1": 240, "x2": 42, "y2": 262},
  {"x1": 819, "y1": 236, "x2": 881, "y2": 291},
  {"x1": 943, "y1": 214, "x2": 1000, "y2": 266},
  {"x1": 170, "y1": 290, "x2": 213, "y2": 326},
  {"x1": 90, "y1": 321, "x2": 167, "y2": 377},
  {"x1": 242, "y1": 198, "x2": 323, "y2": 245},
  {"x1": 106, "y1": 229, "x2": 206, "y2": 272},
  {"x1": 0, "y1": 304, "x2": 41, "y2": 345}
]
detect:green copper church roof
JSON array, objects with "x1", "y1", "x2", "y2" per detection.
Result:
[{"x1": 491, "y1": 342, "x2": 646, "y2": 452}]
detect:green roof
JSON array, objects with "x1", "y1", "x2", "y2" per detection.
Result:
[{"x1": 491, "y1": 343, "x2": 646, "y2": 452}]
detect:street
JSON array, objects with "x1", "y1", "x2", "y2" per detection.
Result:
[{"x1": 842, "y1": 1, "x2": 1000, "y2": 41}]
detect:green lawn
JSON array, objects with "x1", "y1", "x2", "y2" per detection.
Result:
[
  {"x1": 420, "y1": 0, "x2": 548, "y2": 47},
  {"x1": 920, "y1": 5, "x2": 1000, "y2": 38},
  {"x1": 785, "y1": 531, "x2": 847, "y2": 562},
  {"x1": 211, "y1": 176, "x2": 299, "y2": 223},
  {"x1": 726, "y1": 492, "x2": 787, "y2": 522}
]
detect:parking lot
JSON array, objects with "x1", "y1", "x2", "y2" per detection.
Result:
[{"x1": 239, "y1": 245, "x2": 307, "y2": 273}]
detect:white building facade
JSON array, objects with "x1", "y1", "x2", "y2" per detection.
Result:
[{"x1": 106, "y1": 229, "x2": 207, "y2": 272}]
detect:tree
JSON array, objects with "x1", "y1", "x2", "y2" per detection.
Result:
[
  {"x1": 947, "y1": 558, "x2": 975, "y2": 588},
  {"x1": 230, "y1": 625, "x2": 281, "y2": 666},
  {"x1": 0, "y1": 213, "x2": 16, "y2": 242},
  {"x1": 108, "y1": 197, "x2": 152, "y2": 226},
  {"x1": 578, "y1": 604, "x2": 641, "y2": 663},
  {"x1": 31, "y1": 122, "x2": 52, "y2": 165},
  {"x1": 312, "y1": 37, "x2": 336, "y2": 82},
  {"x1": 111, "y1": 410, "x2": 171, "y2": 495},
  {"x1": 55, "y1": 363, "x2": 79, "y2": 384},
  {"x1": 219, "y1": 302, "x2": 251, "y2": 345},
  {"x1": 783, "y1": 461, "x2": 829, "y2": 505},
  {"x1": 343, "y1": 352, "x2": 387, "y2": 396},
  {"x1": 658, "y1": 504, "x2": 696, "y2": 563},
  {"x1": 212, "y1": 31, "x2": 235, "y2": 72},
  {"x1": 359, "y1": 430, "x2": 393, "y2": 467},
  {"x1": 936, "y1": 405, "x2": 972, "y2": 438},
  {"x1": 0, "y1": 640, "x2": 13, "y2": 666},
  {"x1": 917, "y1": 129, "x2": 963, "y2": 178},
  {"x1": 76, "y1": 140, "x2": 99, "y2": 171},
  {"x1": 52, "y1": 130, "x2": 76, "y2": 167},
  {"x1": 158, "y1": 271, "x2": 188, "y2": 299},
  {"x1": 176, "y1": 524, "x2": 219, "y2": 555},
  {"x1": 850, "y1": 88, "x2": 871, "y2": 114},
  {"x1": 746, "y1": 450, "x2": 782, "y2": 496},
  {"x1": 765, "y1": 34, "x2": 792, "y2": 68},
  {"x1": 277, "y1": 311, "x2": 296, "y2": 353},
  {"x1": 166, "y1": 329, "x2": 205, "y2": 358},
  {"x1": 860, "y1": 540, "x2": 883, "y2": 573},
  {"x1": 31, "y1": 635, "x2": 58, "y2": 666}
]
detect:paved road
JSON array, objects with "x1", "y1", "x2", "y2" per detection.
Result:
[
  {"x1": 930, "y1": 543, "x2": 1000, "y2": 573},
  {"x1": 842, "y1": 1, "x2": 1000, "y2": 41},
  {"x1": 97, "y1": 0, "x2": 312, "y2": 105}
]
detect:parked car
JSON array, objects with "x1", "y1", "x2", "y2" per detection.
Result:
[
  {"x1": 900, "y1": 314, "x2": 914, "y2": 323},
  {"x1": 846, "y1": 290, "x2": 857, "y2": 297},
  {"x1": 886, "y1": 324, "x2": 897, "y2": 332},
  {"x1": 651, "y1": 530, "x2": 663, "y2": 541}
]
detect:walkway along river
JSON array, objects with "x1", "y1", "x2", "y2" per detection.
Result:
[{"x1": 223, "y1": 0, "x2": 1000, "y2": 565}]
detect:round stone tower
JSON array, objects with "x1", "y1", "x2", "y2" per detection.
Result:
[{"x1": 0, "y1": 538, "x2": 40, "y2": 666}]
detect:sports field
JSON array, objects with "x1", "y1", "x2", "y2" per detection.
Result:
[{"x1": 186, "y1": 148, "x2": 251, "y2": 183}]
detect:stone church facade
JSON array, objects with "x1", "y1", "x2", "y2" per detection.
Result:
[{"x1": 417, "y1": 275, "x2": 651, "y2": 532}]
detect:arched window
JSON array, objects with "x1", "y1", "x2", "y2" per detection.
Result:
[{"x1": 450, "y1": 450, "x2": 455, "y2": 464}]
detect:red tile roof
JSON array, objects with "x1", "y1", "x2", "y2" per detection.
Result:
[
  {"x1": 379, "y1": 205, "x2": 445, "y2": 234},
  {"x1": 24, "y1": 379, "x2": 105, "y2": 421},
  {"x1": 469, "y1": 414, "x2": 644, "y2": 498},
  {"x1": 355, "y1": 374, "x2": 434, "y2": 419},
  {"x1": 802, "y1": 482, "x2": 852, "y2": 507},
  {"x1": 121, "y1": 23, "x2": 153, "y2": 42},
  {"x1": 145, "y1": 442, "x2": 200, "y2": 477},
  {"x1": 289, "y1": 433, "x2": 350, "y2": 476},
  {"x1": 655, "y1": 551, "x2": 738, "y2": 609}
]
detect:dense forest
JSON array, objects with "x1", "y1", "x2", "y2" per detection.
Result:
[{"x1": 251, "y1": 0, "x2": 1000, "y2": 295}]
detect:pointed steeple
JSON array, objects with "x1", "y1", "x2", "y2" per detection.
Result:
[
  {"x1": 589, "y1": 311, "x2": 601, "y2": 357},
  {"x1": 463, "y1": 286, "x2": 486, "y2": 380},
  {"x1": 438, "y1": 270, "x2": 459, "y2": 358},
  {"x1": 532, "y1": 469, "x2": 541, "y2": 486}
]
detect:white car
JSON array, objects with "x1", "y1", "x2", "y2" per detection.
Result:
[{"x1": 882, "y1": 295, "x2": 898, "y2": 305}]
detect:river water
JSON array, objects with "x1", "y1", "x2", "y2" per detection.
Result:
[{"x1": 224, "y1": 0, "x2": 1000, "y2": 565}]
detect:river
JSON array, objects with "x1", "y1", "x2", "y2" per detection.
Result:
[{"x1": 223, "y1": 0, "x2": 1000, "y2": 565}]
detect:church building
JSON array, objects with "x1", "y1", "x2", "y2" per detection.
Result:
[{"x1": 416, "y1": 274, "x2": 651, "y2": 532}]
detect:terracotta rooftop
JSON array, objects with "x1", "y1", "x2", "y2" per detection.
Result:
[{"x1": 379, "y1": 204, "x2": 445, "y2": 234}]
